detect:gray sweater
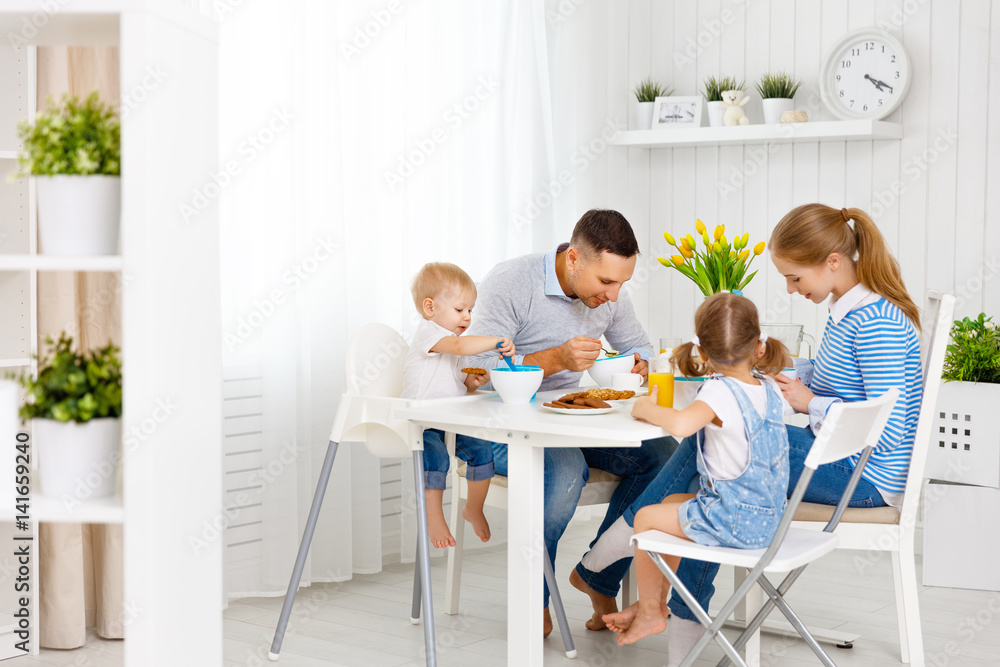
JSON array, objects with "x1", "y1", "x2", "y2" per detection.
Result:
[{"x1": 464, "y1": 245, "x2": 653, "y2": 391}]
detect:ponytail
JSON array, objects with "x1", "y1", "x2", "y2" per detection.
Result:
[
  {"x1": 771, "y1": 204, "x2": 921, "y2": 331},
  {"x1": 754, "y1": 338, "x2": 790, "y2": 376},
  {"x1": 670, "y1": 341, "x2": 709, "y2": 378},
  {"x1": 847, "y1": 208, "x2": 921, "y2": 330}
]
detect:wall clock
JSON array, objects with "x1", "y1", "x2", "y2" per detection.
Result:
[{"x1": 820, "y1": 27, "x2": 911, "y2": 120}]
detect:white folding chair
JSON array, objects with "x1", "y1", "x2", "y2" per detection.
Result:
[
  {"x1": 267, "y1": 323, "x2": 442, "y2": 666},
  {"x1": 632, "y1": 388, "x2": 900, "y2": 667},
  {"x1": 444, "y1": 460, "x2": 635, "y2": 658},
  {"x1": 786, "y1": 289, "x2": 955, "y2": 665}
]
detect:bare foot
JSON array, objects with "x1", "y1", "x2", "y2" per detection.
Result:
[
  {"x1": 617, "y1": 605, "x2": 667, "y2": 646},
  {"x1": 461, "y1": 505, "x2": 491, "y2": 542},
  {"x1": 427, "y1": 512, "x2": 456, "y2": 549},
  {"x1": 543, "y1": 607, "x2": 552, "y2": 638},
  {"x1": 569, "y1": 568, "x2": 618, "y2": 631},
  {"x1": 603, "y1": 600, "x2": 670, "y2": 632}
]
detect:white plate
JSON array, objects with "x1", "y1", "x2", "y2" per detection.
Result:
[{"x1": 541, "y1": 404, "x2": 619, "y2": 416}]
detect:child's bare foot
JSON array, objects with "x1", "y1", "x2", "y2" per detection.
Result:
[
  {"x1": 603, "y1": 600, "x2": 670, "y2": 632},
  {"x1": 616, "y1": 605, "x2": 667, "y2": 646},
  {"x1": 427, "y1": 513, "x2": 456, "y2": 549},
  {"x1": 569, "y1": 568, "x2": 618, "y2": 631},
  {"x1": 461, "y1": 505, "x2": 491, "y2": 542},
  {"x1": 543, "y1": 607, "x2": 552, "y2": 637}
]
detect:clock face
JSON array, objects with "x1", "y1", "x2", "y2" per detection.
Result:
[{"x1": 822, "y1": 29, "x2": 911, "y2": 120}]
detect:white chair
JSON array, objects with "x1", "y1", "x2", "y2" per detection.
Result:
[
  {"x1": 786, "y1": 289, "x2": 954, "y2": 665},
  {"x1": 267, "y1": 324, "x2": 442, "y2": 666},
  {"x1": 633, "y1": 388, "x2": 900, "y2": 667},
  {"x1": 445, "y1": 452, "x2": 637, "y2": 656}
]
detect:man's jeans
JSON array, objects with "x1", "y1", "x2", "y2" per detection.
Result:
[
  {"x1": 581, "y1": 426, "x2": 888, "y2": 621},
  {"x1": 491, "y1": 436, "x2": 675, "y2": 608}
]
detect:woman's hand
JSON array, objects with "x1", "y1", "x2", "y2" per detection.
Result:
[
  {"x1": 631, "y1": 386, "x2": 658, "y2": 422},
  {"x1": 631, "y1": 352, "x2": 649, "y2": 380},
  {"x1": 772, "y1": 373, "x2": 814, "y2": 413}
]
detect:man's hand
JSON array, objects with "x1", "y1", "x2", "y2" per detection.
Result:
[
  {"x1": 558, "y1": 336, "x2": 602, "y2": 372},
  {"x1": 772, "y1": 373, "x2": 813, "y2": 413},
  {"x1": 465, "y1": 370, "x2": 491, "y2": 393},
  {"x1": 630, "y1": 352, "x2": 648, "y2": 379},
  {"x1": 497, "y1": 337, "x2": 515, "y2": 358}
]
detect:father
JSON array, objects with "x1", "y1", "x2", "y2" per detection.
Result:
[{"x1": 464, "y1": 209, "x2": 675, "y2": 635}]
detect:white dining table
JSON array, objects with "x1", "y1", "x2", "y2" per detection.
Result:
[{"x1": 396, "y1": 388, "x2": 672, "y2": 665}]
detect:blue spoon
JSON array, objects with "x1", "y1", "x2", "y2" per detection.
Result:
[{"x1": 497, "y1": 342, "x2": 518, "y2": 371}]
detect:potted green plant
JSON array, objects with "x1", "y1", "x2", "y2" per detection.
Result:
[
  {"x1": 16, "y1": 92, "x2": 121, "y2": 256},
  {"x1": 925, "y1": 313, "x2": 1000, "y2": 488},
  {"x1": 12, "y1": 334, "x2": 122, "y2": 501},
  {"x1": 754, "y1": 71, "x2": 802, "y2": 124},
  {"x1": 703, "y1": 75, "x2": 744, "y2": 127},
  {"x1": 633, "y1": 77, "x2": 672, "y2": 130}
]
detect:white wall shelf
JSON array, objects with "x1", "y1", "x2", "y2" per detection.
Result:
[
  {"x1": 0, "y1": 151, "x2": 16, "y2": 159},
  {"x1": 0, "y1": 358, "x2": 30, "y2": 368},
  {"x1": 0, "y1": 494, "x2": 124, "y2": 524},
  {"x1": 611, "y1": 119, "x2": 903, "y2": 149},
  {"x1": 0, "y1": 0, "x2": 215, "y2": 46},
  {"x1": 0, "y1": 254, "x2": 122, "y2": 272}
]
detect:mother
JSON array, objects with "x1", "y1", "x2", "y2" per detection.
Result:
[{"x1": 572, "y1": 203, "x2": 923, "y2": 663}]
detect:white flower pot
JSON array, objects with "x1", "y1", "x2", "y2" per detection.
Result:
[
  {"x1": 924, "y1": 380, "x2": 1000, "y2": 489},
  {"x1": 762, "y1": 98, "x2": 794, "y2": 124},
  {"x1": 35, "y1": 175, "x2": 121, "y2": 256},
  {"x1": 706, "y1": 100, "x2": 727, "y2": 127},
  {"x1": 33, "y1": 418, "x2": 121, "y2": 500},
  {"x1": 635, "y1": 101, "x2": 654, "y2": 130}
]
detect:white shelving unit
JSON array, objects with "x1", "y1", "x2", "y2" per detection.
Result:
[
  {"x1": 0, "y1": 255, "x2": 123, "y2": 272},
  {"x1": 0, "y1": 3, "x2": 222, "y2": 665},
  {"x1": 611, "y1": 119, "x2": 903, "y2": 148}
]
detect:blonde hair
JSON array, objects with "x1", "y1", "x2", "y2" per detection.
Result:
[
  {"x1": 769, "y1": 204, "x2": 920, "y2": 330},
  {"x1": 670, "y1": 293, "x2": 789, "y2": 377},
  {"x1": 410, "y1": 262, "x2": 476, "y2": 312}
]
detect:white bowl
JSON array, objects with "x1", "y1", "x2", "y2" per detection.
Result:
[
  {"x1": 673, "y1": 376, "x2": 707, "y2": 410},
  {"x1": 587, "y1": 354, "x2": 635, "y2": 388},
  {"x1": 490, "y1": 366, "x2": 543, "y2": 404}
]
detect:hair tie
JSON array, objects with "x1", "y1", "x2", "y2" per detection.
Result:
[
  {"x1": 841, "y1": 208, "x2": 850, "y2": 222},
  {"x1": 759, "y1": 331, "x2": 768, "y2": 343},
  {"x1": 691, "y1": 335, "x2": 700, "y2": 347}
]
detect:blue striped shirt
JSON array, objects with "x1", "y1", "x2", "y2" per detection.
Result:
[{"x1": 810, "y1": 294, "x2": 922, "y2": 494}]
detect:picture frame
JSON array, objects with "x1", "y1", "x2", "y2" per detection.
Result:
[{"x1": 651, "y1": 95, "x2": 703, "y2": 128}]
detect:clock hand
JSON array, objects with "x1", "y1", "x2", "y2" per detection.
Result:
[{"x1": 864, "y1": 74, "x2": 894, "y2": 94}]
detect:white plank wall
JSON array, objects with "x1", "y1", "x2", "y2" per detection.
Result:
[{"x1": 571, "y1": 0, "x2": 1000, "y2": 346}]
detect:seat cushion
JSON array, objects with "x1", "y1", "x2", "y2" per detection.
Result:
[
  {"x1": 456, "y1": 464, "x2": 622, "y2": 490},
  {"x1": 793, "y1": 501, "x2": 900, "y2": 525}
]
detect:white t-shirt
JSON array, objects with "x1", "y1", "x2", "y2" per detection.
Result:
[
  {"x1": 694, "y1": 376, "x2": 794, "y2": 481},
  {"x1": 401, "y1": 319, "x2": 468, "y2": 400}
]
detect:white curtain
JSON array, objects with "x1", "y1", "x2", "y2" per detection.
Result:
[{"x1": 219, "y1": 0, "x2": 563, "y2": 598}]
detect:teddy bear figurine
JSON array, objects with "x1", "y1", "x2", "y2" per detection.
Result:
[{"x1": 721, "y1": 89, "x2": 749, "y2": 126}]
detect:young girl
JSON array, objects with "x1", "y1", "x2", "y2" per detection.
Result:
[
  {"x1": 401, "y1": 262, "x2": 515, "y2": 549},
  {"x1": 610, "y1": 292, "x2": 793, "y2": 647}
]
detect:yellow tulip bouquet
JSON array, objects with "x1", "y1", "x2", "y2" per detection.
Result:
[{"x1": 657, "y1": 219, "x2": 766, "y2": 297}]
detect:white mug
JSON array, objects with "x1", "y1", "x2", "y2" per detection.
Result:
[
  {"x1": 779, "y1": 367, "x2": 798, "y2": 381},
  {"x1": 612, "y1": 372, "x2": 642, "y2": 391}
]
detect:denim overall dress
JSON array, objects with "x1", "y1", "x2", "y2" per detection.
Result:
[{"x1": 679, "y1": 375, "x2": 790, "y2": 549}]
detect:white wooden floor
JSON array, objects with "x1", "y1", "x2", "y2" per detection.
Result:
[{"x1": 11, "y1": 514, "x2": 1000, "y2": 666}]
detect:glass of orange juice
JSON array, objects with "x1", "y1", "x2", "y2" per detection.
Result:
[
  {"x1": 647, "y1": 372, "x2": 674, "y2": 408},
  {"x1": 659, "y1": 338, "x2": 682, "y2": 354}
]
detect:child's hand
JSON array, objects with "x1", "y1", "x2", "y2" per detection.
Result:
[
  {"x1": 497, "y1": 337, "x2": 515, "y2": 357},
  {"x1": 631, "y1": 387, "x2": 658, "y2": 422},
  {"x1": 465, "y1": 370, "x2": 490, "y2": 392}
]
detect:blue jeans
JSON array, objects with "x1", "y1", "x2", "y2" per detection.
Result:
[
  {"x1": 605, "y1": 425, "x2": 888, "y2": 621},
  {"x1": 492, "y1": 437, "x2": 675, "y2": 608},
  {"x1": 422, "y1": 429, "x2": 495, "y2": 491}
]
